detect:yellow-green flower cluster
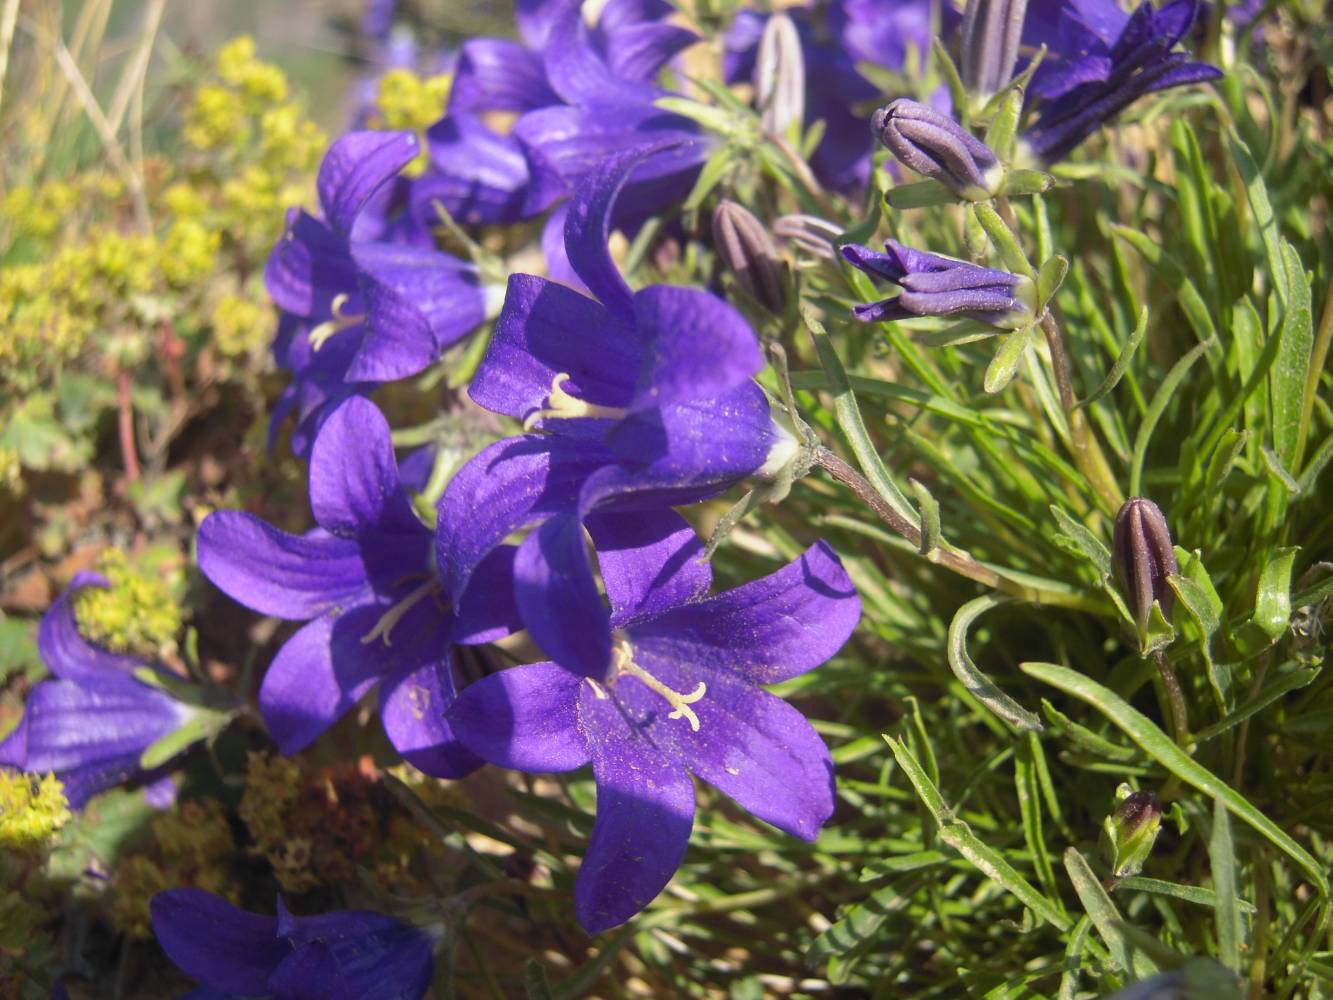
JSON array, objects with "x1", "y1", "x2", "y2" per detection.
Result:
[
  {"x1": 212, "y1": 290, "x2": 273, "y2": 357},
  {"x1": 0, "y1": 773, "x2": 71, "y2": 854},
  {"x1": 74, "y1": 549, "x2": 182, "y2": 661},
  {"x1": 369, "y1": 68, "x2": 452, "y2": 176}
]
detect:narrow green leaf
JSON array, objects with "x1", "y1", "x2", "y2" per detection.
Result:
[
  {"x1": 1119, "y1": 876, "x2": 1256, "y2": 912},
  {"x1": 1129, "y1": 337, "x2": 1216, "y2": 495},
  {"x1": 1048, "y1": 505, "x2": 1112, "y2": 578},
  {"x1": 137, "y1": 708, "x2": 229, "y2": 771},
  {"x1": 1041, "y1": 699, "x2": 1136, "y2": 761},
  {"x1": 552, "y1": 926, "x2": 635, "y2": 1000},
  {"x1": 858, "y1": 849, "x2": 950, "y2": 881},
  {"x1": 1253, "y1": 546, "x2": 1298, "y2": 640},
  {"x1": 1272, "y1": 240, "x2": 1314, "y2": 465},
  {"x1": 1064, "y1": 847, "x2": 1159, "y2": 978},
  {"x1": 947, "y1": 596, "x2": 1043, "y2": 732},
  {"x1": 808, "y1": 879, "x2": 923, "y2": 977},
  {"x1": 931, "y1": 37, "x2": 969, "y2": 127},
  {"x1": 1192, "y1": 666, "x2": 1318, "y2": 744},
  {"x1": 1022, "y1": 661, "x2": 1328, "y2": 894},
  {"x1": 1261, "y1": 446, "x2": 1301, "y2": 494},
  {"x1": 1057, "y1": 917, "x2": 1092, "y2": 1000},
  {"x1": 1037, "y1": 255, "x2": 1069, "y2": 307},
  {"x1": 1016, "y1": 735, "x2": 1059, "y2": 897},
  {"x1": 972, "y1": 202, "x2": 1036, "y2": 278},
  {"x1": 886, "y1": 736, "x2": 1070, "y2": 929},
  {"x1": 907, "y1": 478, "x2": 942, "y2": 556},
  {"x1": 999, "y1": 169, "x2": 1055, "y2": 197},
  {"x1": 984, "y1": 324, "x2": 1033, "y2": 394},
  {"x1": 984, "y1": 86, "x2": 1023, "y2": 160},
  {"x1": 1297, "y1": 432, "x2": 1333, "y2": 494},
  {"x1": 1228, "y1": 133, "x2": 1288, "y2": 312},
  {"x1": 525, "y1": 960, "x2": 554, "y2": 1000},
  {"x1": 1210, "y1": 797, "x2": 1244, "y2": 971},
  {"x1": 884, "y1": 178, "x2": 957, "y2": 209},
  {"x1": 681, "y1": 146, "x2": 735, "y2": 211}
]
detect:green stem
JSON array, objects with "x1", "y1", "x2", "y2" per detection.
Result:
[{"x1": 1293, "y1": 274, "x2": 1333, "y2": 471}]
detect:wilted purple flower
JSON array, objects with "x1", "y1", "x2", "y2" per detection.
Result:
[
  {"x1": 438, "y1": 143, "x2": 794, "y2": 642},
  {"x1": 873, "y1": 99, "x2": 1004, "y2": 199},
  {"x1": 842, "y1": 240, "x2": 1035, "y2": 328},
  {"x1": 265, "y1": 130, "x2": 488, "y2": 454},
  {"x1": 198, "y1": 397, "x2": 519, "y2": 777},
  {"x1": 448, "y1": 513, "x2": 860, "y2": 932},
  {"x1": 0, "y1": 574, "x2": 196, "y2": 808},
  {"x1": 1112, "y1": 496, "x2": 1178, "y2": 629},
  {"x1": 1022, "y1": 0, "x2": 1222, "y2": 163},
  {"x1": 151, "y1": 889, "x2": 434, "y2": 1000}
]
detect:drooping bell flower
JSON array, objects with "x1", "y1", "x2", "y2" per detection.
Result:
[
  {"x1": 265, "y1": 130, "x2": 490, "y2": 453},
  {"x1": 198, "y1": 396, "x2": 519, "y2": 777},
  {"x1": 447, "y1": 511, "x2": 860, "y2": 932},
  {"x1": 437, "y1": 142, "x2": 796, "y2": 629},
  {"x1": 0, "y1": 574, "x2": 201, "y2": 808},
  {"x1": 151, "y1": 888, "x2": 434, "y2": 1000},
  {"x1": 1022, "y1": 0, "x2": 1222, "y2": 163},
  {"x1": 841, "y1": 239, "x2": 1035, "y2": 328}
]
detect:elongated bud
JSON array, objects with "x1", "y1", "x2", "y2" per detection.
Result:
[
  {"x1": 712, "y1": 200, "x2": 787, "y2": 314},
  {"x1": 756, "y1": 13, "x2": 805, "y2": 136},
  {"x1": 1112, "y1": 497, "x2": 1178, "y2": 630},
  {"x1": 1099, "y1": 786, "x2": 1163, "y2": 878},
  {"x1": 960, "y1": 0, "x2": 1029, "y2": 99},
  {"x1": 772, "y1": 213, "x2": 841, "y2": 260},
  {"x1": 872, "y1": 99, "x2": 1002, "y2": 200}
]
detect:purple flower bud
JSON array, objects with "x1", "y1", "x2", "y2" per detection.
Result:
[
  {"x1": 712, "y1": 200, "x2": 788, "y2": 314},
  {"x1": 1112, "y1": 497, "x2": 1179, "y2": 629},
  {"x1": 1101, "y1": 788, "x2": 1163, "y2": 878},
  {"x1": 872, "y1": 99, "x2": 1003, "y2": 199},
  {"x1": 960, "y1": 0, "x2": 1029, "y2": 97}
]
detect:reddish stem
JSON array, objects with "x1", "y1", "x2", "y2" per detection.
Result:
[{"x1": 116, "y1": 367, "x2": 141, "y2": 483}]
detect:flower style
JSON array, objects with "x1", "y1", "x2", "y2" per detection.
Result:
[
  {"x1": 1022, "y1": 0, "x2": 1222, "y2": 163},
  {"x1": 151, "y1": 888, "x2": 434, "y2": 1000},
  {"x1": 198, "y1": 396, "x2": 519, "y2": 777},
  {"x1": 266, "y1": 130, "x2": 488, "y2": 452},
  {"x1": 448, "y1": 512, "x2": 861, "y2": 932},
  {"x1": 841, "y1": 239, "x2": 1035, "y2": 328},
  {"x1": 438, "y1": 143, "x2": 794, "y2": 643},
  {"x1": 0, "y1": 574, "x2": 198, "y2": 808}
]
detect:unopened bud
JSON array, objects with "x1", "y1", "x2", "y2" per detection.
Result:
[
  {"x1": 872, "y1": 99, "x2": 1003, "y2": 200},
  {"x1": 772, "y1": 213, "x2": 841, "y2": 260},
  {"x1": 960, "y1": 0, "x2": 1029, "y2": 99},
  {"x1": 712, "y1": 200, "x2": 788, "y2": 314},
  {"x1": 1112, "y1": 497, "x2": 1178, "y2": 631},
  {"x1": 1100, "y1": 787, "x2": 1163, "y2": 878},
  {"x1": 755, "y1": 13, "x2": 805, "y2": 136}
]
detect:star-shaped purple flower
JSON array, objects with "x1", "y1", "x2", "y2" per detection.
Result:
[
  {"x1": 265, "y1": 130, "x2": 489, "y2": 454},
  {"x1": 448, "y1": 511, "x2": 860, "y2": 932},
  {"x1": 841, "y1": 239, "x2": 1036, "y2": 328},
  {"x1": 151, "y1": 888, "x2": 434, "y2": 1000},
  {"x1": 198, "y1": 396, "x2": 519, "y2": 777},
  {"x1": 437, "y1": 142, "x2": 794, "y2": 649},
  {"x1": 0, "y1": 574, "x2": 196, "y2": 808},
  {"x1": 1022, "y1": 0, "x2": 1222, "y2": 162}
]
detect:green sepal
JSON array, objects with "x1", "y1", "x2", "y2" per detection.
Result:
[
  {"x1": 884, "y1": 179, "x2": 957, "y2": 210},
  {"x1": 1139, "y1": 599, "x2": 1176, "y2": 656},
  {"x1": 983, "y1": 324, "x2": 1032, "y2": 394},
  {"x1": 137, "y1": 706, "x2": 232, "y2": 771},
  {"x1": 998, "y1": 168, "x2": 1056, "y2": 197},
  {"x1": 1037, "y1": 254, "x2": 1069, "y2": 307},
  {"x1": 931, "y1": 37, "x2": 969, "y2": 128},
  {"x1": 983, "y1": 86, "x2": 1024, "y2": 162}
]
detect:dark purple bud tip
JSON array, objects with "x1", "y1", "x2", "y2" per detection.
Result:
[
  {"x1": 1112, "y1": 497, "x2": 1179, "y2": 630},
  {"x1": 872, "y1": 99, "x2": 1003, "y2": 200}
]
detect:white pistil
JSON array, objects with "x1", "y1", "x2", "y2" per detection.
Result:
[
  {"x1": 361, "y1": 578, "x2": 442, "y2": 648},
  {"x1": 522, "y1": 373, "x2": 629, "y2": 431},
  {"x1": 308, "y1": 293, "x2": 367, "y2": 351},
  {"x1": 612, "y1": 642, "x2": 706, "y2": 732}
]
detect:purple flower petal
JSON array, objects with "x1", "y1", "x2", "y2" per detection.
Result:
[
  {"x1": 574, "y1": 679, "x2": 694, "y2": 933},
  {"x1": 602, "y1": 21, "x2": 699, "y2": 84},
  {"x1": 627, "y1": 541, "x2": 860, "y2": 683},
  {"x1": 469, "y1": 274, "x2": 641, "y2": 423},
  {"x1": 151, "y1": 889, "x2": 289, "y2": 995},
  {"x1": 631, "y1": 657, "x2": 834, "y2": 840},
  {"x1": 308, "y1": 397, "x2": 424, "y2": 539},
  {"x1": 267, "y1": 941, "x2": 354, "y2": 1000},
  {"x1": 273, "y1": 905, "x2": 435, "y2": 1000},
  {"x1": 514, "y1": 515, "x2": 612, "y2": 678},
  {"x1": 37, "y1": 572, "x2": 143, "y2": 684},
  {"x1": 379, "y1": 655, "x2": 483, "y2": 779},
  {"x1": 318, "y1": 131, "x2": 421, "y2": 237},
  {"x1": 450, "y1": 38, "x2": 559, "y2": 113},
  {"x1": 452, "y1": 544, "x2": 522, "y2": 646},
  {"x1": 628, "y1": 285, "x2": 764, "y2": 413},
  {"x1": 543, "y1": 3, "x2": 662, "y2": 107},
  {"x1": 448, "y1": 661, "x2": 590, "y2": 771},
  {"x1": 517, "y1": 0, "x2": 563, "y2": 48},
  {"x1": 258, "y1": 602, "x2": 401, "y2": 755},
  {"x1": 585, "y1": 509, "x2": 710, "y2": 626},
  {"x1": 265, "y1": 210, "x2": 362, "y2": 319},
  {"x1": 197, "y1": 513, "x2": 371, "y2": 620}
]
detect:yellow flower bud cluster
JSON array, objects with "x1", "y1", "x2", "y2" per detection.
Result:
[
  {"x1": 0, "y1": 773, "x2": 71, "y2": 854},
  {"x1": 369, "y1": 68, "x2": 452, "y2": 176},
  {"x1": 73, "y1": 548, "x2": 183, "y2": 660}
]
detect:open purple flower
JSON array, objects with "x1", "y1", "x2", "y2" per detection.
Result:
[
  {"x1": 151, "y1": 888, "x2": 434, "y2": 1000},
  {"x1": 448, "y1": 512, "x2": 860, "y2": 932},
  {"x1": 438, "y1": 143, "x2": 794, "y2": 632},
  {"x1": 842, "y1": 240, "x2": 1035, "y2": 328},
  {"x1": 265, "y1": 130, "x2": 489, "y2": 453},
  {"x1": 0, "y1": 574, "x2": 197, "y2": 808},
  {"x1": 1022, "y1": 0, "x2": 1222, "y2": 162},
  {"x1": 198, "y1": 396, "x2": 518, "y2": 777}
]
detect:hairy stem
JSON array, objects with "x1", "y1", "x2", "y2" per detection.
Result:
[{"x1": 1151, "y1": 649, "x2": 1190, "y2": 750}]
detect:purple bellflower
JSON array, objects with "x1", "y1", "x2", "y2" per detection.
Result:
[
  {"x1": 437, "y1": 143, "x2": 797, "y2": 654},
  {"x1": 151, "y1": 888, "x2": 434, "y2": 1000},
  {"x1": 842, "y1": 239, "x2": 1035, "y2": 327},
  {"x1": 1022, "y1": 0, "x2": 1222, "y2": 163},
  {"x1": 448, "y1": 512, "x2": 861, "y2": 932},
  {"x1": 197, "y1": 397, "x2": 519, "y2": 778},
  {"x1": 0, "y1": 574, "x2": 198, "y2": 808},
  {"x1": 265, "y1": 130, "x2": 489, "y2": 454}
]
